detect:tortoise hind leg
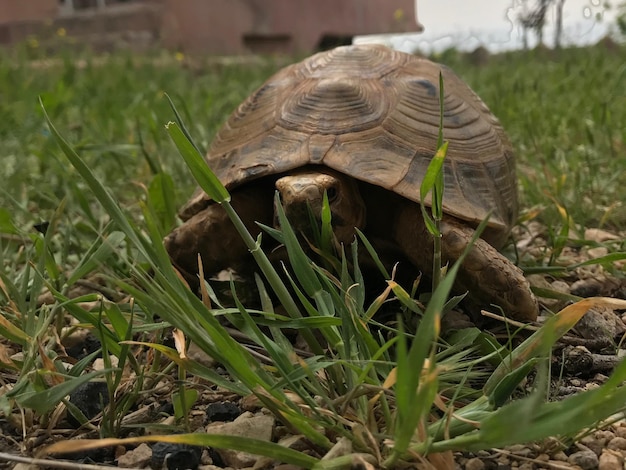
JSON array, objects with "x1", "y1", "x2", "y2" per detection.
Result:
[{"x1": 392, "y1": 205, "x2": 538, "y2": 322}]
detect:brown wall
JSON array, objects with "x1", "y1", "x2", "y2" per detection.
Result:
[
  {"x1": 160, "y1": 0, "x2": 421, "y2": 54},
  {"x1": 0, "y1": 0, "x2": 421, "y2": 55},
  {"x1": 0, "y1": 0, "x2": 57, "y2": 24}
]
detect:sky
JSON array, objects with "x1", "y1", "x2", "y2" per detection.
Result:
[{"x1": 355, "y1": 0, "x2": 619, "y2": 53}]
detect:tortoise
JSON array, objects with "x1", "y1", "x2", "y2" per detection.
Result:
[{"x1": 165, "y1": 44, "x2": 538, "y2": 322}]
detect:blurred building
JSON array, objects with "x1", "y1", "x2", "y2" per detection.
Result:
[{"x1": 0, "y1": 0, "x2": 422, "y2": 54}]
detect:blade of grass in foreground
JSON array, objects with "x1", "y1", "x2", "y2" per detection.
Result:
[
  {"x1": 39, "y1": 97, "x2": 160, "y2": 268},
  {"x1": 164, "y1": 116, "x2": 324, "y2": 354},
  {"x1": 40, "y1": 434, "x2": 318, "y2": 469},
  {"x1": 165, "y1": 121, "x2": 230, "y2": 203}
]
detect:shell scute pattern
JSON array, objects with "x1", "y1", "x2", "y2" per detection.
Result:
[{"x1": 183, "y1": 44, "x2": 516, "y2": 238}]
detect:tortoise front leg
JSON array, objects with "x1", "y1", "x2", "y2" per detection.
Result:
[{"x1": 164, "y1": 186, "x2": 274, "y2": 288}]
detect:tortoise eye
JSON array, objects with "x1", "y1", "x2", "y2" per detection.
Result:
[{"x1": 326, "y1": 186, "x2": 338, "y2": 202}]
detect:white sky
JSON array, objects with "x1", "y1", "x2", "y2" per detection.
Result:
[{"x1": 356, "y1": 0, "x2": 618, "y2": 53}]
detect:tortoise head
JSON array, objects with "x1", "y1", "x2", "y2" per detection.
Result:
[{"x1": 274, "y1": 168, "x2": 366, "y2": 245}]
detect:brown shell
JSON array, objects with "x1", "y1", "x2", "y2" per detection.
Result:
[{"x1": 181, "y1": 44, "x2": 517, "y2": 236}]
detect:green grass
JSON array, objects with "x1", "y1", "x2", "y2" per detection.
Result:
[
  {"x1": 2, "y1": 45, "x2": 625, "y2": 234},
  {"x1": 1, "y1": 42, "x2": 626, "y2": 467},
  {"x1": 0, "y1": 49, "x2": 278, "y2": 229},
  {"x1": 442, "y1": 46, "x2": 626, "y2": 231}
]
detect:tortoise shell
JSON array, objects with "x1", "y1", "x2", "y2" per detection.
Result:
[{"x1": 181, "y1": 44, "x2": 517, "y2": 240}]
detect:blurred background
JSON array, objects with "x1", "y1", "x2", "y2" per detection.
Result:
[
  {"x1": 362, "y1": 0, "x2": 618, "y2": 53},
  {"x1": 0, "y1": 0, "x2": 621, "y2": 56}
]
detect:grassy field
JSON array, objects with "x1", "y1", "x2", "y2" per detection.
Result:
[
  {"x1": 1, "y1": 42, "x2": 626, "y2": 467},
  {"x1": 2, "y1": 45, "x2": 625, "y2": 234}
]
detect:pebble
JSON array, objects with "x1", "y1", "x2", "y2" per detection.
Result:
[
  {"x1": 117, "y1": 443, "x2": 152, "y2": 468},
  {"x1": 615, "y1": 425, "x2": 626, "y2": 439},
  {"x1": 581, "y1": 434, "x2": 606, "y2": 456},
  {"x1": 598, "y1": 450, "x2": 623, "y2": 470},
  {"x1": 595, "y1": 430, "x2": 616, "y2": 441},
  {"x1": 607, "y1": 436, "x2": 626, "y2": 450},
  {"x1": 592, "y1": 374, "x2": 609, "y2": 384},
  {"x1": 568, "y1": 449, "x2": 599, "y2": 469},
  {"x1": 587, "y1": 246, "x2": 609, "y2": 259},
  {"x1": 570, "y1": 278, "x2": 603, "y2": 297},
  {"x1": 585, "y1": 228, "x2": 620, "y2": 243},
  {"x1": 495, "y1": 455, "x2": 511, "y2": 467},
  {"x1": 465, "y1": 457, "x2": 485, "y2": 470},
  {"x1": 551, "y1": 280, "x2": 570, "y2": 295},
  {"x1": 507, "y1": 444, "x2": 534, "y2": 458}
]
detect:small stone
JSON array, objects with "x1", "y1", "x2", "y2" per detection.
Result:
[
  {"x1": 496, "y1": 454, "x2": 510, "y2": 466},
  {"x1": 585, "y1": 228, "x2": 620, "y2": 243},
  {"x1": 527, "y1": 274, "x2": 566, "y2": 310},
  {"x1": 465, "y1": 457, "x2": 485, "y2": 470},
  {"x1": 592, "y1": 374, "x2": 610, "y2": 384},
  {"x1": 186, "y1": 342, "x2": 218, "y2": 368},
  {"x1": 614, "y1": 425, "x2": 626, "y2": 439},
  {"x1": 581, "y1": 434, "x2": 605, "y2": 456},
  {"x1": 150, "y1": 442, "x2": 202, "y2": 470},
  {"x1": 570, "y1": 278, "x2": 603, "y2": 298},
  {"x1": 506, "y1": 444, "x2": 525, "y2": 453},
  {"x1": 575, "y1": 306, "x2": 624, "y2": 341},
  {"x1": 595, "y1": 430, "x2": 616, "y2": 442},
  {"x1": 584, "y1": 382, "x2": 601, "y2": 391},
  {"x1": 206, "y1": 413, "x2": 275, "y2": 467},
  {"x1": 552, "y1": 450, "x2": 568, "y2": 461},
  {"x1": 587, "y1": 246, "x2": 609, "y2": 259},
  {"x1": 607, "y1": 436, "x2": 626, "y2": 450},
  {"x1": 598, "y1": 450, "x2": 623, "y2": 470},
  {"x1": 205, "y1": 402, "x2": 241, "y2": 423},
  {"x1": 551, "y1": 280, "x2": 570, "y2": 294},
  {"x1": 568, "y1": 449, "x2": 599, "y2": 469},
  {"x1": 117, "y1": 443, "x2": 152, "y2": 468},
  {"x1": 507, "y1": 444, "x2": 533, "y2": 458},
  {"x1": 67, "y1": 381, "x2": 109, "y2": 428},
  {"x1": 93, "y1": 355, "x2": 119, "y2": 371}
]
